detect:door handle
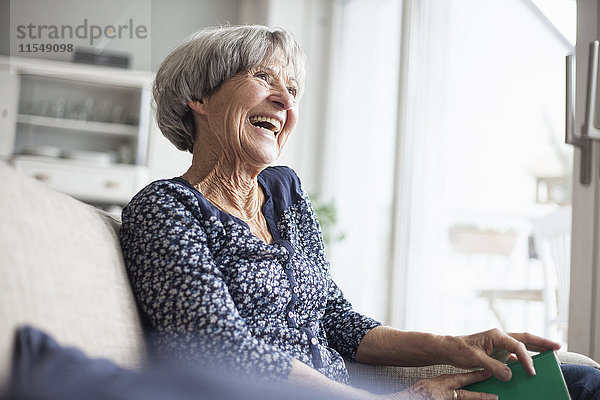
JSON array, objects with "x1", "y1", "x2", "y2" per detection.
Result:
[
  {"x1": 584, "y1": 41, "x2": 600, "y2": 140},
  {"x1": 565, "y1": 41, "x2": 600, "y2": 185}
]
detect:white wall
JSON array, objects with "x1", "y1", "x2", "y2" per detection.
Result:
[{"x1": 150, "y1": 0, "x2": 241, "y2": 71}]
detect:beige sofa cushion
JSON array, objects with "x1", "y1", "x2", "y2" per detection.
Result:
[{"x1": 0, "y1": 162, "x2": 146, "y2": 386}]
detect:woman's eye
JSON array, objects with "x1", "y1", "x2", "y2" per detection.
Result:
[
  {"x1": 256, "y1": 72, "x2": 269, "y2": 81},
  {"x1": 287, "y1": 87, "x2": 298, "y2": 98}
]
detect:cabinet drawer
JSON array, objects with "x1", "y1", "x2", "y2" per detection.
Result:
[{"x1": 12, "y1": 157, "x2": 146, "y2": 204}]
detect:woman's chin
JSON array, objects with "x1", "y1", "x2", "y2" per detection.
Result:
[
  {"x1": 242, "y1": 144, "x2": 281, "y2": 167},
  {"x1": 240, "y1": 152, "x2": 279, "y2": 171}
]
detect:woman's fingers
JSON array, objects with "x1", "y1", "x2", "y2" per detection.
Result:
[
  {"x1": 447, "y1": 370, "x2": 498, "y2": 400},
  {"x1": 498, "y1": 332, "x2": 561, "y2": 377},
  {"x1": 473, "y1": 351, "x2": 515, "y2": 382},
  {"x1": 497, "y1": 335, "x2": 535, "y2": 376},
  {"x1": 445, "y1": 370, "x2": 492, "y2": 387},
  {"x1": 450, "y1": 329, "x2": 561, "y2": 384},
  {"x1": 440, "y1": 371, "x2": 498, "y2": 400},
  {"x1": 407, "y1": 371, "x2": 498, "y2": 400},
  {"x1": 453, "y1": 330, "x2": 524, "y2": 381},
  {"x1": 508, "y1": 332, "x2": 561, "y2": 352},
  {"x1": 506, "y1": 354, "x2": 519, "y2": 364},
  {"x1": 455, "y1": 389, "x2": 498, "y2": 400},
  {"x1": 467, "y1": 329, "x2": 533, "y2": 379}
]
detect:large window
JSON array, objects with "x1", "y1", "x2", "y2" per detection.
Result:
[{"x1": 329, "y1": 0, "x2": 575, "y2": 346}]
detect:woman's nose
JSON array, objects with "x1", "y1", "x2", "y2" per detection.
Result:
[{"x1": 269, "y1": 83, "x2": 296, "y2": 110}]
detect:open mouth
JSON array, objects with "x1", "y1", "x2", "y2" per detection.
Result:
[{"x1": 249, "y1": 116, "x2": 282, "y2": 136}]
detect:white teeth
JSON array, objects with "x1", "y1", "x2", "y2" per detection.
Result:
[{"x1": 249, "y1": 116, "x2": 282, "y2": 133}]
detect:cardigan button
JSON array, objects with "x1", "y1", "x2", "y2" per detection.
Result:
[
  {"x1": 310, "y1": 337, "x2": 318, "y2": 346},
  {"x1": 285, "y1": 262, "x2": 292, "y2": 270}
]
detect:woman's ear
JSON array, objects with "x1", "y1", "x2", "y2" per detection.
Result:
[{"x1": 187, "y1": 99, "x2": 206, "y2": 115}]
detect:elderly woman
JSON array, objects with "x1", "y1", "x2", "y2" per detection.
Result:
[{"x1": 120, "y1": 25, "x2": 598, "y2": 400}]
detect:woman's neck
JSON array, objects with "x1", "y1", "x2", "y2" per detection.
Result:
[{"x1": 181, "y1": 155, "x2": 264, "y2": 221}]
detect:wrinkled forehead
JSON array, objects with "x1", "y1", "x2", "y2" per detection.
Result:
[
  {"x1": 256, "y1": 52, "x2": 299, "y2": 83},
  {"x1": 253, "y1": 45, "x2": 303, "y2": 87}
]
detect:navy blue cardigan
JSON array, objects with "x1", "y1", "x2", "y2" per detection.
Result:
[{"x1": 119, "y1": 166, "x2": 380, "y2": 383}]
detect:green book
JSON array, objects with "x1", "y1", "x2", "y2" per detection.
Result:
[{"x1": 462, "y1": 350, "x2": 570, "y2": 399}]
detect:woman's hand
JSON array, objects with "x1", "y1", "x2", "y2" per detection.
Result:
[
  {"x1": 383, "y1": 370, "x2": 498, "y2": 400},
  {"x1": 442, "y1": 329, "x2": 561, "y2": 381}
]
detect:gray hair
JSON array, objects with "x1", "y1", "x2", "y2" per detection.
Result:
[{"x1": 152, "y1": 25, "x2": 307, "y2": 153}]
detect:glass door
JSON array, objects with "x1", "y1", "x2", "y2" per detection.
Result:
[
  {"x1": 390, "y1": 0, "x2": 576, "y2": 347},
  {"x1": 567, "y1": 0, "x2": 600, "y2": 361}
]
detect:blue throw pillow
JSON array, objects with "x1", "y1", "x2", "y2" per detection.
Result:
[
  {"x1": 2, "y1": 326, "x2": 339, "y2": 400},
  {"x1": 4, "y1": 326, "x2": 146, "y2": 400}
]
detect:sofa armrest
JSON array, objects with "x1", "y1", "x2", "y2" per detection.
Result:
[
  {"x1": 345, "y1": 362, "x2": 467, "y2": 394},
  {"x1": 345, "y1": 352, "x2": 600, "y2": 394},
  {"x1": 555, "y1": 351, "x2": 600, "y2": 369}
]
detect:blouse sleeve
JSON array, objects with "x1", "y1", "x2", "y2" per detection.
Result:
[
  {"x1": 288, "y1": 172, "x2": 382, "y2": 361},
  {"x1": 119, "y1": 182, "x2": 294, "y2": 380},
  {"x1": 321, "y1": 276, "x2": 382, "y2": 360}
]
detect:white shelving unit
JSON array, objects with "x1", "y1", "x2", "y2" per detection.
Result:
[
  {"x1": 0, "y1": 56, "x2": 154, "y2": 207},
  {"x1": 16, "y1": 114, "x2": 139, "y2": 137}
]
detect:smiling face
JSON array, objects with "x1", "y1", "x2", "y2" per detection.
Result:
[{"x1": 189, "y1": 49, "x2": 299, "y2": 174}]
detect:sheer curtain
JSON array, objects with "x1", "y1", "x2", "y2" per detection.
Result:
[
  {"x1": 327, "y1": 0, "x2": 574, "y2": 343},
  {"x1": 389, "y1": 0, "x2": 574, "y2": 341},
  {"x1": 324, "y1": 0, "x2": 401, "y2": 321}
]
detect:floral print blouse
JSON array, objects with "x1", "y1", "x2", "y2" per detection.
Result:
[{"x1": 119, "y1": 166, "x2": 381, "y2": 383}]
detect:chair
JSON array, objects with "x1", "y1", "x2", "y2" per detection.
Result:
[
  {"x1": 533, "y1": 206, "x2": 571, "y2": 342},
  {"x1": 478, "y1": 206, "x2": 571, "y2": 343}
]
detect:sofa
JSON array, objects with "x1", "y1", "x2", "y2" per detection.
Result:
[{"x1": 1, "y1": 161, "x2": 598, "y2": 397}]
